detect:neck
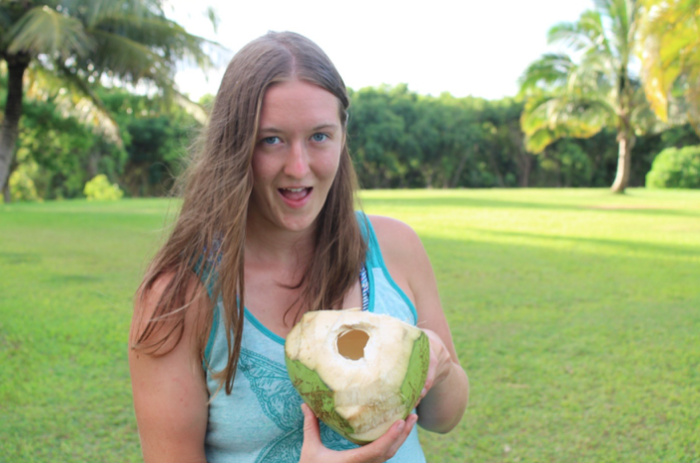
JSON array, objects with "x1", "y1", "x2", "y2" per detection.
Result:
[{"x1": 244, "y1": 212, "x2": 317, "y2": 268}]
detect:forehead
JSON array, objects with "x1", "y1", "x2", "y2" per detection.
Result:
[{"x1": 258, "y1": 80, "x2": 341, "y2": 128}]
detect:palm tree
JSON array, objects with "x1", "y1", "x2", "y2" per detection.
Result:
[
  {"x1": 639, "y1": 0, "x2": 700, "y2": 136},
  {"x1": 519, "y1": 0, "x2": 655, "y2": 193},
  {"x1": 0, "y1": 0, "x2": 215, "y2": 197}
]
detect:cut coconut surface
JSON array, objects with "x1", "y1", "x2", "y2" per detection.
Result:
[{"x1": 285, "y1": 308, "x2": 429, "y2": 444}]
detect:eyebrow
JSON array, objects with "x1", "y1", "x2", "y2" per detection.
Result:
[{"x1": 258, "y1": 123, "x2": 340, "y2": 134}]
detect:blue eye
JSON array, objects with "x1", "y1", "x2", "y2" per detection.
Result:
[
  {"x1": 312, "y1": 133, "x2": 329, "y2": 142},
  {"x1": 262, "y1": 136, "x2": 280, "y2": 145}
]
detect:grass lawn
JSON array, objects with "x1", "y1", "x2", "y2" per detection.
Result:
[{"x1": 1, "y1": 188, "x2": 699, "y2": 462}]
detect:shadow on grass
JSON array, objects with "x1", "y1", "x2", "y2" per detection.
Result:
[
  {"x1": 427, "y1": 227, "x2": 700, "y2": 260},
  {"x1": 362, "y1": 195, "x2": 700, "y2": 219},
  {"x1": 0, "y1": 252, "x2": 43, "y2": 265},
  {"x1": 42, "y1": 274, "x2": 104, "y2": 284}
]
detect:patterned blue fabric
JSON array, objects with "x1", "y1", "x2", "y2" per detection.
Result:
[
  {"x1": 202, "y1": 212, "x2": 426, "y2": 463},
  {"x1": 360, "y1": 265, "x2": 370, "y2": 311}
]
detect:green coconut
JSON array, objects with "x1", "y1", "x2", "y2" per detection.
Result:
[{"x1": 284, "y1": 308, "x2": 430, "y2": 444}]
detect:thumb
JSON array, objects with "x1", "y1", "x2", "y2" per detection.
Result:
[{"x1": 301, "y1": 404, "x2": 322, "y2": 451}]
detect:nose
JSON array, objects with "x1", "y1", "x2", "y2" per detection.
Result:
[{"x1": 284, "y1": 140, "x2": 310, "y2": 179}]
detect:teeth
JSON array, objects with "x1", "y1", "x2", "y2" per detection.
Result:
[{"x1": 283, "y1": 187, "x2": 306, "y2": 193}]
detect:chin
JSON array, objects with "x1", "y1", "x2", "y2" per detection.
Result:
[{"x1": 276, "y1": 214, "x2": 317, "y2": 232}]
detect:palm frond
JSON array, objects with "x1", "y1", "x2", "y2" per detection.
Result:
[
  {"x1": 549, "y1": 9, "x2": 613, "y2": 58},
  {"x1": 87, "y1": 28, "x2": 174, "y2": 85},
  {"x1": 6, "y1": 5, "x2": 92, "y2": 59},
  {"x1": 521, "y1": 93, "x2": 615, "y2": 152},
  {"x1": 91, "y1": 15, "x2": 216, "y2": 70},
  {"x1": 682, "y1": 71, "x2": 700, "y2": 137},
  {"x1": 592, "y1": 0, "x2": 616, "y2": 18},
  {"x1": 548, "y1": 21, "x2": 592, "y2": 51},
  {"x1": 0, "y1": 5, "x2": 12, "y2": 33},
  {"x1": 519, "y1": 53, "x2": 574, "y2": 93},
  {"x1": 605, "y1": 0, "x2": 638, "y2": 68},
  {"x1": 205, "y1": 6, "x2": 219, "y2": 34},
  {"x1": 579, "y1": 47, "x2": 618, "y2": 80},
  {"x1": 174, "y1": 91, "x2": 208, "y2": 125},
  {"x1": 23, "y1": 64, "x2": 121, "y2": 143},
  {"x1": 58, "y1": 0, "x2": 159, "y2": 28},
  {"x1": 638, "y1": 0, "x2": 699, "y2": 125},
  {"x1": 579, "y1": 9, "x2": 614, "y2": 56},
  {"x1": 25, "y1": 62, "x2": 121, "y2": 144},
  {"x1": 631, "y1": 87, "x2": 668, "y2": 134}
]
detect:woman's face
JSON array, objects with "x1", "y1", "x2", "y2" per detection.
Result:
[{"x1": 249, "y1": 79, "x2": 344, "y2": 234}]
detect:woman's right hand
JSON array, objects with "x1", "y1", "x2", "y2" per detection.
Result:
[{"x1": 299, "y1": 404, "x2": 417, "y2": 463}]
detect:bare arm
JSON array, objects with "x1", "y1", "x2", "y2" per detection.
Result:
[
  {"x1": 370, "y1": 215, "x2": 469, "y2": 433},
  {"x1": 129, "y1": 273, "x2": 210, "y2": 463}
]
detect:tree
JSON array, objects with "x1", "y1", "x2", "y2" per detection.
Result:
[
  {"x1": 100, "y1": 89, "x2": 200, "y2": 197},
  {"x1": 519, "y1": 0, "x2": 655, "y2": 193},
  {"x1": 639, "y1": 0, "x2": 700, "y2": 136},
  {"x1": 0, "y1": 0, "x2": 215, "y2": 198},
  {"x1": 480, "y1": 99, "x2": 531, "y2": 187},
  {"x1": 15, "y1": 95, "x2": 122, "y2": 199},
  {"x1": 347, "y1": 85, "x2": 413, "y2": 188}
]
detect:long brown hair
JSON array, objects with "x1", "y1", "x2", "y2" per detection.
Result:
[{"x1": 132, "y1": 31, "x2": 367, "y2": 394}]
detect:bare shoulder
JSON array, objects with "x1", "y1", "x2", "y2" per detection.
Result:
[
  {"x1": 129, "y1": 270, "x2": 210, "y2": 462},
  {"x1": 131, "y1": 270, "x2": 209, "y2": 353},
  {"x1": 366, "y1": 215, "x2": 432, "y2": 304},
  {"x1": 367, "y1": 215, "x2": 424, "y2": 255},
  {"x1": 367, "y1": 215, "x2": 430, "y2": 270}
]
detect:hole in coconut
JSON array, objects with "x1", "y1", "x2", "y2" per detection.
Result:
[{"x1": 337, "y1": 329, "x2": 369, "y2": 360}]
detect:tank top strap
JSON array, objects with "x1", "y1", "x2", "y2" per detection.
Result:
[{"x1": 355, "y1": 211, "x2": 382, "y2": 269}]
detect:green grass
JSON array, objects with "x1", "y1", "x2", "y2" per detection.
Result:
[{"x1": 2, "y1": 189, "x2": 699, "y2": 462}]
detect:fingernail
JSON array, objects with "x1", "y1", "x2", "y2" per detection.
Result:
[
  {"x1": 397, "y1": 421, "x2": 406, "y2": 432},
  {"x1": 421, "y1": 388, "x2": 426, "y2": 397}
]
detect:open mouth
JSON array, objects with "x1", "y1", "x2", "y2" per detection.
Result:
[{"x1": 279, "y1": 187, "x2": 312, "y2": 201}]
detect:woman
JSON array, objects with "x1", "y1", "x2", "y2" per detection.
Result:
[{"x1": 129, "y1": 31, "x2": 468, "y2": 463}]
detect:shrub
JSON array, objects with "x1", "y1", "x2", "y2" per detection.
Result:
[
  {"x1": 9, "y1": 164, "x2": 41, "y2": 202},
  {"x1": 646, "y1": 145, "x2": 700, "y2": 188},
  {"x1": 84, "y1": 175, "x2": 124, "y2": 201}
]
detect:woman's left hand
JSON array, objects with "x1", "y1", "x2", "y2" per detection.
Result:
[{"x1": 418, "y1": 328, "x2": 453, "y2": 403}]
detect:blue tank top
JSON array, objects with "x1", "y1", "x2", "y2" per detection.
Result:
[{"x1": 200, "y1": 212, "x2": 427, "y2": 463}]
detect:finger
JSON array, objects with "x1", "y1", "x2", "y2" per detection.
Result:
[
  {"x1": 300, "y1": 404, "x2": 321, "y2": 452},
  {"x1": 386, "y1": 414, "x2": 417, "y2": 457},
  {"x1": 345, "y1": 419, "x2": 407, "y2": 463}
]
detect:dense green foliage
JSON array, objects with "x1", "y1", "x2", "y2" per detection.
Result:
[
  {"x1": 2, "y1": 190, "x2": 699, "y2": 461},
  {"x1": 12, "y1": 96, "x2": 125, "y2": 200},
  {"x1": 0, "y1": 0, "x2": 215, "y2": 196},
  {"x1": 646, "y1": 145, "x2": 700, "y2": 188},
  {"x1": 347, "y1": 86, "x2": 526, "y2": 189},
  {"x1": 3, "y1": 78, "x2": 699, "y2": 199},
  {"x1": 100, "y1": 90, "x2": 200, "y2": 197},
  {"x1": 0, "y1": 83, "x2": 201, "y2": 200},
  {"x1": 347, "y1": 85, "x2": 698, "y2": 189}
]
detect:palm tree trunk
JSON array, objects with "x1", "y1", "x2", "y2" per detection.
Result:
[
  {"x1": 610, "y1": 131, "x2": 636, "y2": 193},
  {"x1": 2, "y1": 182, "x2": 10, "y2": 203},
  {"x1": 0, "y1": 54, "x2": 30, "y2": 198}
]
